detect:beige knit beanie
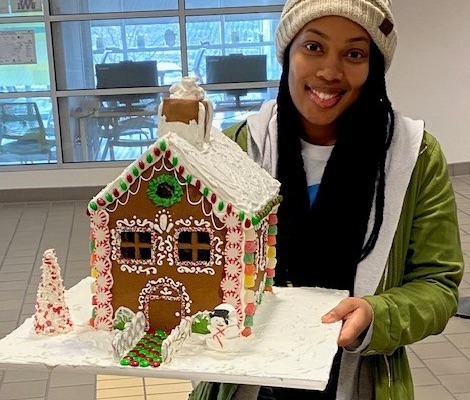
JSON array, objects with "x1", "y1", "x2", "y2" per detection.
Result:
[{"x1": 275, "y1": 0, "x2": 397, "y2": 71}]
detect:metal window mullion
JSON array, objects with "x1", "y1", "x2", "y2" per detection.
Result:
[{"x1": 178, "y1": 0, "x2": 188, "y2": 76}]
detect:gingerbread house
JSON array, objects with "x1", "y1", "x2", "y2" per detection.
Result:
[{"x1": 87, "y1": 78, "x2": 281, "y2": 337}]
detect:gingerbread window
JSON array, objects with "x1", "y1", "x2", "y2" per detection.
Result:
[
  {"x1": 120, "y1": 231, "x2": 153, "y2": 260},
  {"x1": 175, "y1": 228, "x2": 212, "y2": 266}
]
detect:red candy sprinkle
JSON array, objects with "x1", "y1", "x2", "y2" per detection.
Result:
[
  {"x1": 178, "y1": 165, "x2": 185, "y2": 175},
  {"x1": 138, "y1": 160, "x2": 145, "y2": 169},
  {"x1": 113, "y1": 188, "x2": 120, "y2": 197},
  {"x1": 153, "y1": 148, "x2": 161, "y2": 157},
  {"x1": 130, "y1": 361, "x2": 140, "y2": 367},
  {"x1": 97, "y1": 198, "x2": 105, "y2": 206},
  {"x1": 211, "y1": 193, "x2": 217, "y2": 203},
  {"x1": 227, "y1": 203, "x2": 232, "y2": 214},
  {"x1": 244, "y1": 219, "x2": 251, "y2": 229},
  {"x1": 195, "y1": 180, "x2": 201, "y2": 190},
  {"x1": 164, "y1": 150, "x2": 171, "y2": 158},
  {"x1": 126, "y1": 174, "x2": 133, "y2": 183}
]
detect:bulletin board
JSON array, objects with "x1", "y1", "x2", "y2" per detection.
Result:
[{"x1": 0, "y1": 30, "x2": 36, "y2": 65}]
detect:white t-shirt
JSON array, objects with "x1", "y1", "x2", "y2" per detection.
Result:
[{"x1": 300, "y1": 138, "x2": 334, "y2": 206}]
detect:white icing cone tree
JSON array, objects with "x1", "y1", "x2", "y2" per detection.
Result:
[{"x1": 32, "y1": 248, "x2": 74, "y2": 335}]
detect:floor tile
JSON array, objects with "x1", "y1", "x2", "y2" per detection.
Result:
[
  {"x1": 47, "y1": 385, "x2": 96, "y2": 400},
  {"x1": 412, "y1": 367, "x2": 439, "y2": 386},
  {"x1": 414, "y1": 384, "x2": 455, "y2": 400},
  {"x1": 49, "y1": 372, "x2": 96, "y2": 387},
  {"x1": 455, "y1": 393, "x2": 470, "y2": 400},
  {"x1": 0, "y1": 380, "x2": 47, "y2": 400},
  {"x1": 439, "y1": 374, "x2": 470, "y2": 394},
  {"x1": 410, "y1": 341, "x2": 462, "y2": 360},
  {"x1": 446, "y1": 333, "x2": 470, "y2": 349},
  {"x1": 425, "y1": 357, "x2": 470, "y2": 376}
]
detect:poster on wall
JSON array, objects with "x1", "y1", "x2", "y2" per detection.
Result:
[
  {"x1": 11, "y1": 0, "x2": 42, "y2": 12},
  {"x1": 0, "y1": 30, "x2": 37, "y2": 65},
  {"x1": 0, "y1": 0, "x2": 8, "y2": 14}
]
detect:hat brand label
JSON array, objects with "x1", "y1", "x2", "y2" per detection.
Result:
[{"x1": 379, "y1": 18, "x2": 394, "y2": 36}]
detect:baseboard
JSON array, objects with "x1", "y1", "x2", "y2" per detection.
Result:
[
  {"x1": 0, "y1": 186, "x2": 102, "y2": 203},
  {"x1": 449, "y1": 162, "x2": 470, "y2": 177},
  {"x1": 0, "y1": 162, "x2": 469, "y2": 203}
]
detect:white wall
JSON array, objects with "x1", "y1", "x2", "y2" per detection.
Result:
[
  {"x1": 387, "y1": 0, "x2": 470, "y2": 163},
  {"x1": 1, "y1": 0, "x2": 469, "y2": 191}
]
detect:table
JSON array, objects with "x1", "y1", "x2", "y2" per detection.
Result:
[
  {"x1": 71, "y1": 105, "x2": 158, "y2": 161},
  {"x1": 0, "y1": 277, "x2": 347, "y2": 391},
  {"x1": 157, "y1": 62, "x2": 182, "y2": 85}
]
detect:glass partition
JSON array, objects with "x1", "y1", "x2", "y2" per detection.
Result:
[
  {"x1": 49, "y1": 0, "x2": 178, "y2": 15},
  {"x1": 0, "y1": 2, "x2": 283, "y2": 169},
  {"x1": 0, "y1": 97, "x2": 56, "y2": 166},
  {"x1": 186, "y1": 0, "x2": 284, "y2": 8},
  {"x1": 52, "y1": 17, "x2": 182, "y2": 91},
  {"x1": 0, "y1": 22, "x2": 50, "y2": 93},
  {"x1": 61, "y1": 87, "x2": 278, "y2": 163},
  {"x1": 61, "y1": 94, "x2": 159, "y2": 163},
  {"x1": 186, "y1": 12, "x2": 281, "y2": 83}
]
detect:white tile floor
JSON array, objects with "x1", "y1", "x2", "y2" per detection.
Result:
[{"x1": 0, "y1": 174, "x2": 469, "y2": 400}]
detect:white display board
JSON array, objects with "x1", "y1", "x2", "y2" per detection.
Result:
[
  {"x1": 0, "y1": 30, "x2": 36, "y2": 64},
  {"x1": 0, "y1": 277, "x2": 348, "y2": 391}
]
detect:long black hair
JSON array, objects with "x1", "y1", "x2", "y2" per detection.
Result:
[{"x1": 275, "y1": 42, "x2": 394, "y2": 293}]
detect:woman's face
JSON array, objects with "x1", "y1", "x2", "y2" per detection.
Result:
[{"x1": 288, "y1": 16, "x2": 371, "y2": 143}]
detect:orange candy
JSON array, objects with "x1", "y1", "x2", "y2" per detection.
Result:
[
  {"x1": 242, "y1": 327, "x2": 252, "y2": 337},
  {"x1": 244, "y1": 264, "x2": 255, "y2": 275}
]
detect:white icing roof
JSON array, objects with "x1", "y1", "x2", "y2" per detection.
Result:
[
  {"x1": 88, "y1": 126, "x2": 281, "y2": 219},
  {"x1": 165, "y1": 127, "x2": 280, "y2": 215}
]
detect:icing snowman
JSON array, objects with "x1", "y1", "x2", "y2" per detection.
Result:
[{"x1": 206, "y1": 303, "x2": 240, "y2": 351}]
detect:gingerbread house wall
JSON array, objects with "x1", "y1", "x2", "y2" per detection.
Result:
[{"x1": 100, "y1": 159, "x2": 230, "y2": 332}]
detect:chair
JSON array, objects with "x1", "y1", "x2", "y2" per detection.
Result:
[
  {"x1": 193, "y1": 42, "x2": 209, "y2": 83},
  {"x1": 0, "y1": 102, "x2": 55, "y2": 164},
  {"x1": 97, "y1": 116, "x2": 157, "y2": 161}
]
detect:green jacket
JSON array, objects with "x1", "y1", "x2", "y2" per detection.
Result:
[{"x1": 191, "y1": 117, "x2": 463, "y2": 400}]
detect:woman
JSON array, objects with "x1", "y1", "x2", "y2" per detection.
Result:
[{"x1": 191, "y1": 0, "x2": 463, "y2": 399}]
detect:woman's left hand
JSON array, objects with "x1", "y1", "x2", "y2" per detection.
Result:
[{"x1": 321, "y1": 297, "x2": 373, "y2": 347}]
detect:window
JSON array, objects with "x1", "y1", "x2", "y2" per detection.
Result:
[
  {"x1": 0, "y1": 1, "x2": 282, "y2": 167},
  {"x1": 120, "y1": 231, "x2": 152, "y2": 260},
  {"x1": 176, "y1": 229, "x2": 212, "y2": 265}
]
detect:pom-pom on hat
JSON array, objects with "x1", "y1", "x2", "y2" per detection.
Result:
[{"x1": 275, "y1": 0, "x2": 397, "y2": 71}]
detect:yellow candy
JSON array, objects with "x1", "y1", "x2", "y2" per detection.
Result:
[
  {"x1": 244, "y1": 275, "x2": 256, "y2": 288},
  {"x1": 267, "y1": 246, "x2": 276, "y2": 258},
  {"x1": 91, "y1": 268, "x2": 98, "y2": 278}
]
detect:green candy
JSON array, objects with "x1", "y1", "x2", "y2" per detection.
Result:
[
  {"x1": 243, "y1": 253, "x2": 254, "y2": 264},
  {"x1": 156, "y1": 329, "x2": 167, "y2": 338},
  {"x1": 244, "y1": 315, "x2": 254, "y2": 327}
]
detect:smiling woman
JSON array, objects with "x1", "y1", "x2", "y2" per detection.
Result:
[{"x1": 191, "y1": 0, "x2": 464, "y2": 399}]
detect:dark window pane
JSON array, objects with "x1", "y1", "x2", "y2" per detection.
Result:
[
  {"x1": 140, "y1": 247, "x2": 152, "y2": 259},
  {"x1": 121, "y1": 247, "x2": 135, "y2": 259},
  {"x1": 179, "y1": 248, "x2": 192, "y2": 261},
  {"x1": 139, "y1": 232, "x2": 152, "y2": 243},
  {"x1": 121, "y1": 231, "x2": 135, "y2": 243},
  {"x1": 179, "y1": 231, "x2": 191, "y2": 244},
  {"x1": 198, "y1": 249, "x2": 211, "y2": 262},
  {"x1": 197, "y1": 231, "x2": 211, "y2": 244}
]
